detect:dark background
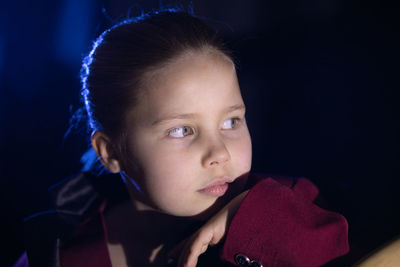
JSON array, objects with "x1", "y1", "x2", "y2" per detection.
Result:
[{"x1": 1, "y1": 0, "x2": 399, "y2": 266}]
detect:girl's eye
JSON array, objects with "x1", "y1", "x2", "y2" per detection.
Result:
[
  {"x1": 222, "y1": 118, "x2": 241, "y2": 130},
  {"x1": 168, "y1": 126, "x2": 194, "y2": 138}
]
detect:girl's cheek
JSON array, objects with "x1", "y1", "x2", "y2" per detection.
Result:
[
  {"x1": 241, "y1": 145, "x2": 252, "y2": 172},
  {"x1": 235, "y1": 133, "x2": 252, "y2": 171},
  {"x1": 161, "y1": 135, "x2": 197, "y2": 151},
  {"x1": 222, "y1": 129, "x2": 244, "y2": 140}
]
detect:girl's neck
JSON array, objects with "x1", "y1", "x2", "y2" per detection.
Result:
[{"x1": 104, "y1": 200, "x2": 202, "y2": 266}]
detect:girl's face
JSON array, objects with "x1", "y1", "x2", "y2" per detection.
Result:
[{"x1": 122, "y1": 50, "x2": 252, "y2": 217}]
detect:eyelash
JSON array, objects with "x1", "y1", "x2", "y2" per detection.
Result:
[{"x1": 167, "y1": 117, "x2": 242, "y2": 138}]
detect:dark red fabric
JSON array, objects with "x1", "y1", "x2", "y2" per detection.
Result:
[
  {"x1": 222, "y1": 177, "x2": 349, "y2": 266},
  {"x1": 60, "y1": 202, "x2": 112, "y2": 267}
]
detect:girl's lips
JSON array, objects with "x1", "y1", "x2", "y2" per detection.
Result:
[
  {"x1": 198, "y1": 178, "x2": 232, "y2": 197},
  {"x1": 198, "y1": 183, "x2": 229, "y2": 197}
]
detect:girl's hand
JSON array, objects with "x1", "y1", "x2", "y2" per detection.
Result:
[{"x1": 169, "y1": 190, "x2": 249, "y2": 267}]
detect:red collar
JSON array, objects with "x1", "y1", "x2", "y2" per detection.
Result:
[{"x1": 60, "y1": 200, "x2": 112, "y2": 267}]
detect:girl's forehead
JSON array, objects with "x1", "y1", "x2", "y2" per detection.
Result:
[
  {"x1": 142, "y1": 49, "x2": 234, "y2": 89},
  {"x1": 131, "y1": 51, "x2": 243, "y2": 123},
  {"x1": 146, "y1": 53, "x2": 239, "y2": 103}
]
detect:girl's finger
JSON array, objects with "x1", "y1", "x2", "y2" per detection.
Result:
[
  {"x1": 178, "y1": 237, "x2": 199, "y2": 267},
  {"x1": 167, "y1": 237, "x2": 189, "y2": 261},
  {"x1": 182, "y1": 231, "x2": 213, "y2": 267}
]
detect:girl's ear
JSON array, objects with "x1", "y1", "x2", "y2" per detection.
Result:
[{"x1": 91, "y1": 131, "x2": 121, "y2": 173}]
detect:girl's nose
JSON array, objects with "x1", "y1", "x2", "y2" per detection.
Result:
[{"x1": 201, "y1": 136, "x2": 231, "y2": 168}]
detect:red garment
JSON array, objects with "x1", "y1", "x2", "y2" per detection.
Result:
[
  {"x1": 222, "y1": 177, "x2": 349, "y2": 266},
  {"x1": 16, "y1": 175, "x2": 349, "y2": 267},
  {"x1": 60, "y1": 201, "x2": 112, "y2": 267}
]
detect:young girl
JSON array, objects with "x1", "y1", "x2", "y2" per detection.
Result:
[{"x1": 19, "y1": 9, "x2": 349, "y2": 267}]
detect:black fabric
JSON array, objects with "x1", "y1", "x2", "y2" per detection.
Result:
[{"x1": 24, "y1": 212, "x2": 61, "y2": 267}]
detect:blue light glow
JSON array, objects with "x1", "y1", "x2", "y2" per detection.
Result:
[
  {"x1": 23, "y1": 209, "x2": 56, "y2": 222},
  {"x1": 120, "y1": 171, "x2": 143, "y2": 193},
  {"x1": 54, "y1": 0, "x2": 94, "y2": 67},
  {"x1": 80, "y1": 147, "x2": 98, "y2": 172},
  {"x1": 0, "y1": 36, "x2": 3, "y2": 74}
]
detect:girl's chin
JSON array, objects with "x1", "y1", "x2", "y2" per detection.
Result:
[{"x1": 180, "y1": 198, "x2": 230, "y2": 221}]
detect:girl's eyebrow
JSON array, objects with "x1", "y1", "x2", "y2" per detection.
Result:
[
  {"x1": 152, "y1": 113, "x2": 197, "y2": 126},
  {"x1": 227, "y1": 104, "x2": 245, "y2": 112},
  {"x1": 151, "y1": 104, "x2": 245, "y2": 126}
]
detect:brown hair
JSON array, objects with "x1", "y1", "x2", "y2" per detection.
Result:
[{"x1": 80, "y1": 9, "x2": 233, "y2": 146}]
